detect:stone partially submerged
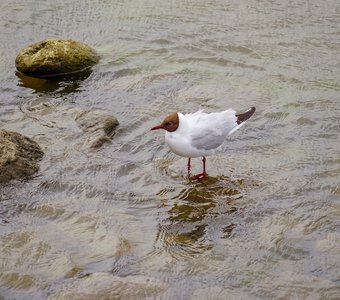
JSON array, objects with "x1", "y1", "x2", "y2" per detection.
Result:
[
  {"x1": 0, "y1": 129, "x2": 44, "y2": 183},
  {"x1": 15, "y1": 39, "x2": 99, "y2": 78},
  {"x1": 75, "y1": 109, "x2": 119, "y2": 149}
]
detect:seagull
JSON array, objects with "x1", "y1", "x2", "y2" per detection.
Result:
[{"x1": 151, "y1": 107, "x2": 256, "y2": 181}]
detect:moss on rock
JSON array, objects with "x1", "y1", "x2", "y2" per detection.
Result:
[
  {"x1": 0, "y1": 129, "x2": 44, "y2": 183},
  {"x1": 15, "y1": 39, "x2": 99, "y2": 78}
]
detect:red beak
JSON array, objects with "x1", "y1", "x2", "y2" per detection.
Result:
[{"x1": 150, "y1": 125, "x2": 163, "y2": 131}]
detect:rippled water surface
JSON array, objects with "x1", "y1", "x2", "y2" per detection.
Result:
[{"x1": 1, "y1": 1, "x2": 340, "y2": 299}]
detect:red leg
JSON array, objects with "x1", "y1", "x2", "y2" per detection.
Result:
[
  {"x1": 192, "y1": 157, "x2": 207, "y2": 181},
  {"x1": 187, "y1": 158, "x2": 191, "y2": 177}
]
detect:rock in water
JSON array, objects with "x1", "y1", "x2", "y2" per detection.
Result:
[
  {"x1": 48, "y1": 273, "x2": 167, "y2": 300},
  {"x1": 75, "y1": 109, "x2": 119, "y2": 149},
  {"x1": 0, "y1": 129, "x2": 44, "y2": 183},
  {"x1": 15, "y1": 39, "x2": 99, "y2": 78}
]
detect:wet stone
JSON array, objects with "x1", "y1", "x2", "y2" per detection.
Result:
[
  {"x1": 0, "y1": 129, "x2": 44, "y2": 183},
  {"x1": 15, "y1": 39, "x2": 99, "y2": 78},
  {"x1": 75, "y1": 109, "x2": 119, "y2": 149}
]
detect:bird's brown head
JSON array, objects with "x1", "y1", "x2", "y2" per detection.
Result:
[{"x1": 150, "y1": 113, "x2": 179, "y2": 132}]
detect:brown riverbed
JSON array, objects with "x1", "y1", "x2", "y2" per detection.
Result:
[{"x1": 0, "y1": 1, "x2": 339, "y2": 299}]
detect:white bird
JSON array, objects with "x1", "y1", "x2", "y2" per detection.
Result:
[{"x1": 151, "y1": 107, "x2": 256, "y2": 181}]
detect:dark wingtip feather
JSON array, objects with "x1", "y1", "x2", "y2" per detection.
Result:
[{"x1": 236, "y1": 107, "x2": 256, "y2": 125}]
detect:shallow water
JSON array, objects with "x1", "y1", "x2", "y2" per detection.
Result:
[{"x1": 1, "y1": 0, "x2": 340, "y2": 299}]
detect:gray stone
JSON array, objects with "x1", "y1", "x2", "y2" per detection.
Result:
[
  {"x1": 15, "y1": 39, "x2": 99, "y2": 78},
  {"x1": 75, "y1": 110, "x2": 119, "y2": 149},
  {"x1": 0, "y1": 129, "x2": 44, "y2": 183}
]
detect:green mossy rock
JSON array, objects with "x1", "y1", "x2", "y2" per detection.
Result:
[
  {"x1": 15, "y1": 39, "x2": 99, "y2": 78},
  {"x1": 0, "y1": 129, "x2": 44, "y2": 183}
]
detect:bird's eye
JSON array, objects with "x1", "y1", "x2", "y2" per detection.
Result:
[{"x1": 165, "y1": 122, "x2": 172, "y2": 126}]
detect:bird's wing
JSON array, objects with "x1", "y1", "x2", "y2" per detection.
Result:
[
  {"x1": 189, "y1": 109, "x2": 238, "y2": 151},
  {"x1": 191, "y1": 127, "x2": 225, "y2": 150}
]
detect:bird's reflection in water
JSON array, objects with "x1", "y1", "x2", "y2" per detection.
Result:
[{"x1": 157, "y1": 175, "x2": 243, "y2": 258}]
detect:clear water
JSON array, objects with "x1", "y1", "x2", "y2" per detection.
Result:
[{"x1": 0, "y1": 1, "x2": 339, "y2": 299}]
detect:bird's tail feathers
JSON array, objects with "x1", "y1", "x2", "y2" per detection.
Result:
[
  {"x1": 228, "y1": 107, "x2": 256, "y2": 135},
  {"x1": 228, "y1": 122, "x2": 246, "y2": 135},
  {"x1": 236, "y1": 107, "x2": 256, "y2": 124}
]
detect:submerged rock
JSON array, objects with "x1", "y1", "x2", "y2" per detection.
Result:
[
  {"x1": 75, "y1": 109, "x2": 119, "y2": 149},
  {"x1": 0, "y1": 129, "x2": 44, "y2": 183},
  {"x1": 189, "y1": 287, "x2": 261, "y2": 300},
  {"x1": 48, "y1": 273, "x2": 167, "y2": 300},
  {"x1": 15, "y1": 39, "x2": 99, "y2": 78}
]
